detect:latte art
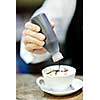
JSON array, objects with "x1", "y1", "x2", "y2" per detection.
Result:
[{"x1": 46, "y1": 68, "x2": 68, "y2": 76}]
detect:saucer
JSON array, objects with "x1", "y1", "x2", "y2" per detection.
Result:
[{"x1": 36, "y1": 78, "x2": 83, "y2": 96}]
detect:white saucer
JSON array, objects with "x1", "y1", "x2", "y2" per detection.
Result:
[{"x1": 36, "y1": 78, "x2": 83, "y2": 96}]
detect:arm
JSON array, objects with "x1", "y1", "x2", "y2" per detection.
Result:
[{"x1": 20, "y1": 0, "x2": 77, "y2": 64}]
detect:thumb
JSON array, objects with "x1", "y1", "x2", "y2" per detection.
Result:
[{"x1": 50, "y1": 20, "x2": 55, "y2": 28}]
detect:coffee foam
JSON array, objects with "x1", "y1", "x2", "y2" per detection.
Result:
[
  {"x1": 43, "y1": 65, "x2": 76, "y2": 77},
  {"x1": 45, "y1": 68, "x2": 68, "y2": 77}
]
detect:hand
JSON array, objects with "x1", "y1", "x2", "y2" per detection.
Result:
[{"x1": 22, "y1": 21, "x2": 54, "y2": 54}]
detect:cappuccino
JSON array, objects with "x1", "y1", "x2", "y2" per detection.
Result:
[
  {"x1": 37, "y1": 65, "x2": 76, "y2": 91},
  {"x1": 45, "y1": 67, "x2": 68, "y2": 76}
]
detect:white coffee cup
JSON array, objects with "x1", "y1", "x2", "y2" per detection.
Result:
[{"x1": 36, "y1": 65, "x2": 76, "y2": 91}]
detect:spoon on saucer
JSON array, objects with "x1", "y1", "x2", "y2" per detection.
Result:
[{"x1": 70, "y1": 84, "x2": 75, "y2": 90}]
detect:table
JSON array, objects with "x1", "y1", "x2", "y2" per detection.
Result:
[{"x1": 16, "y1": 74, "x2": 83, "y2": 100}]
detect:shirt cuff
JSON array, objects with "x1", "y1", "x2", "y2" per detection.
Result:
[{"x1": 20, "y1": 41, "x2": 51, "y2": 64}]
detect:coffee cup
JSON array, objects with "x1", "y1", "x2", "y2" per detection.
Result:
[{"x1": 36, "y1": 65, "x2": 76, "y2": 91}]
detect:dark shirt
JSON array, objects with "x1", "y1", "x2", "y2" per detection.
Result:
[{"x1": 64, "y1": 0, "x2": 83, "y2": 75}]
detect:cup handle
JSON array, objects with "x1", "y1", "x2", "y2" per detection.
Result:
[{"x1": 36, "y1": 77, "x2": 45, "y2": 88}]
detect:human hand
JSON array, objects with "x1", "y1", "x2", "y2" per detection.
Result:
[{"x1": 22, "y1": 21, "x2": 54, "y2": 54}]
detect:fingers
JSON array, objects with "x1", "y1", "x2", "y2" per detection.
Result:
[
  {"x1": 25, "y1": 43, "x2": 47, "y2": 54},
  {"x1": 23, "y1": 35, "x2": 45, "y2": 47},
  {"x1": 23, "y1": 29, "x2": 45, "y2": 41},
  {"x1": 25, "y1": 22, "x2": 40, "y2": 32},
  {"x1": 32, "y1": 48, "x2": 47, "y2": 54},
  {"x1": 25, "y1": 43, "x2": 42, "y2": 52},
  {"x1": 25, "y1": 21, "x2": 54, "y2": 31},
  {"x1": 22, "y1": 21, "x2": 54, "y2": 54}
]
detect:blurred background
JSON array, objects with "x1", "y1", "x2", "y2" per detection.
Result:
[
  {"x1": 16, "y1": 0, "x2": 45, "y2": 73},
  {"x1": 16, "y1": 0, "x2": 83, "y2": 75},
  {"x1": 16, "y1": 0, "x2": 44, "y2": 42}
]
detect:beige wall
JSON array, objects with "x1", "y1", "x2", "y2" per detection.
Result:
[{"x1": 16, "y1": 0, "x2": 44, "y2": 8}]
